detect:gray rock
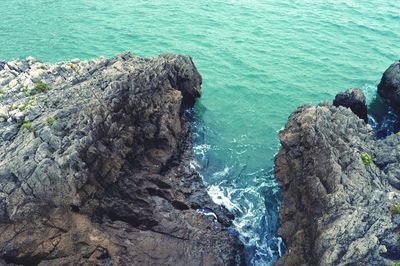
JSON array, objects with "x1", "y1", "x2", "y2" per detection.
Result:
[
  {"x1": 28, "y1": 68, "x2": 46, "y2": 82},
  {"x1": 0, "y1": 52, "x2": 244, "y2": 265},
  {"x1": 0, "y1": 76, "x2": 13, "y2": 86},
  {"x1": 275, "y1": 103, "x2": 400, "y2": 266}
]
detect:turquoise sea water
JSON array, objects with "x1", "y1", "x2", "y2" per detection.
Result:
[{"x1": 1, "y1": 1, "x2": 400, "y2": 265}]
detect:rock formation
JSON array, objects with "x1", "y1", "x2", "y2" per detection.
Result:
[
  {"x1": 275, "y1": 62, "x2": 400, "y2": 265},
  {"x1": 333, "y1": 88, "x2": 368, "y2": 122},
  {"x1": 378, "y1": 60, "x2": 400, "y2": 111},
  {"x1": 0, "y1": 52, "x2": 244, "y2": 265}
]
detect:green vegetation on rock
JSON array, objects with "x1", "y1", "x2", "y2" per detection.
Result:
[
  {"x1": 21, "y1": 86, "x2": 31, "y2": 96},
  {"x1": 18, "y1": 98, "x2": 35, "y2": 111},
  {"x1": 19, "y1": 120, "x2": 31, "y2": 130},
  {"x1": 361, "y1": 152, "x2": 372, "y2": 165},
  {"x1": 46, "y1": 116, "x2": 56, "y2": 125},
  {"x1": 67, "y1": 62, "x2": 77, "y2": 71},
  {"x1": 7, "y1": 104, "x2": 15, "y2": 112},
  {"x1": 391, "y1": 204, "x2": 400, "y2": 215},
  {"x1": 21, "y1": 121, "x2": 30, "y2": 130},
  {"x1": 34, "y1": 81, "x2": 50, "y2": 92},
  {"x1": 18, "y1": 120, "x2": 36, "y2": 134}
]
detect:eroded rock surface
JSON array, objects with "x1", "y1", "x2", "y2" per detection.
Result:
[
  {"x1": 0, "y1": 52, "x2": 244, "y2": 265},
  {"x1": 275, "y1": 103, "x2": 400, "y2": 265},
  {"x1": 333, "y1": 88, "x2": 368, "y2": 122}
]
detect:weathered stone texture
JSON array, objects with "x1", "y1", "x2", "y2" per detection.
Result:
[
  {"x1": 275, "y1": 102, "x2": 400, "y2": 265},
  {"x1": 0, "y1": 52, "x2": 244, "y2": 265}
]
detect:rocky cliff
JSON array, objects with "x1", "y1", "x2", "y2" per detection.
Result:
[
  {"x1": 0, "y1": 52, "x2": 244, "y2": 265},
  {"x1": 275, "y1": 62, "x2": 400, "y2": 265}
]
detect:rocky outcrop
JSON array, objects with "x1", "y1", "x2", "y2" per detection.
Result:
[
  {"x1": 378, "y1": 60, "x2": 400, "y2": 111},
  {"x1": 333, "y1": 88, "x2": 368, "y2": 122},
  {"x1": 0, "y1": 52, "x2": 244, "y2": 265},
  {"x1": 275, "y1": 91, "x2": 400, "y2": 263}
]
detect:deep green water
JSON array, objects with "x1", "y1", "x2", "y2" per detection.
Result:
[{"x1": 1, "y1": 1, "x2": 400, "y2": 265}]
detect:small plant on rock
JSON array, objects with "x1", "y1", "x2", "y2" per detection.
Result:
[
  {"x1": 390, "y1": 204, "x2": 400, "y2": 215},
  {"x1": 7, "y1": 104, "x2": 16, "y2": 112},
  {"x1": 46, "y1": 116, "x2": 56, "y2": 125},
  {"x1": 19, "y1": 120, "x2": 31, "y2": 130},
  {"x1": 21, "y1": 121, "x2": 30, "y2": 130},
  {"x1": 389, "y1": 262, "x2": 400, "y2": 266},
  {"x1": 18, "y1": 98, "x2": 35, "y2": 111},
  {"x1": 361, "y1": 152, "x2": 372, "y2": 165},
  {"x1": 21, "y1": 86, "x2": 31, "y2": 96},
  {"x1": 18, "y1": 102, "x2": 29, "y2": 111},
  {"x1": 18, "y1": 120, "x2": 36, "y2": 135},
  {"x1": 67, "y1": 62, "x2": 77, "y2": 71},
  {"x1": 396, "y1": 132, "x2": 400, "y2": 137},
  {"x1": 34, "y1": 81, "x2": 50, "y2": 93}
]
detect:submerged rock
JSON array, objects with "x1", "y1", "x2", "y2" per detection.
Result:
[
  {"x1": 275, "y1": 103, "x2": 400, "y2": 265},
  {"x1": 378, "y1": 60, "x2": 400, "y2": 111},
  {"x1": 0, "y1": 52, "x2": 244, "y2": 265},
  {"x1": 333, "y1": 88, "x2": 368, "y2": 122}
]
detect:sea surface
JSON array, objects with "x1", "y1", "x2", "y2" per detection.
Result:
[{"x1": 1, "y1": 1, "x2": 400, "y2": 265}]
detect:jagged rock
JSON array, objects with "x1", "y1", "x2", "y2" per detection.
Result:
[
  {"x1": 0, "y1": 52, "x2": 244, "y2": 265},
  {"x1": 275, "y1": 103, "x2": 400, "y2": 266},
  {"x1": 333, "y1": 88, "x2": 368, "y2": 122},
  {"x1": 378, "y1": 60, "x2": 400, "y2": 111}
]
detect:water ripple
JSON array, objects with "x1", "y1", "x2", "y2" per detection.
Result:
[{"x1": 1, "y1": 1, "x2": 400, "y2": 265}]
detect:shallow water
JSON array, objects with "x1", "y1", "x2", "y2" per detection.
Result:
[{"x1": 1, "y1": 1, "x2": 400, "y2": 265}]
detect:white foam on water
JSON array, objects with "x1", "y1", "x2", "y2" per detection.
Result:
[
  {"x1": 212, "y1": 166, "x2": 231, "y2": 179},
  {"x1": 197, "y1": 208, "x2": 218, "y2": 221},
  {"x1": 193, "y1": 144, "x2": 211, "y2": 161},
  {"x1": 191, "y1": 124, "x2": 284, "y2": 265},
  {"x1": 189, "y1": 159, "x2": 199, "y2": 171},
  {"x1": 208, "y1": 184, "x2": 239, "y2": 212}
]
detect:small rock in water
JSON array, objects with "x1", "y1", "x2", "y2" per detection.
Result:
[
  {"x1": 333, "y1": 88, "x2": 368, "y2": 122},
  {"x1": 378, "y1": 60, "x2": 400, "y2": 111}
]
